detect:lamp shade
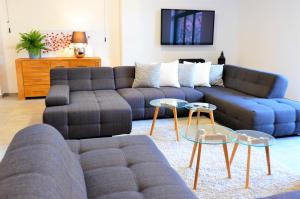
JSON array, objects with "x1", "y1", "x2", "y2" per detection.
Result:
[{"x1": 71, "y1": 31, "x2": 87, "y2": 44}]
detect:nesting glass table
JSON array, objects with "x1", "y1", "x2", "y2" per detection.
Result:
[
  {"x1": 228, "y1": 130, "x2": 276, "y2": 188},
  {"x1": 149, "y1": 98, "x2": 187, "y2": 141},
  {"x1": 181, "y1": 124, "x2": 234, "y2": 190}
]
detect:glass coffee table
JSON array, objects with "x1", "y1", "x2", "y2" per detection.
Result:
[
  {"x1": 181, "y1": 124, "x2": 235, "y2": 190},
  {"x1": 185, "y1": 103, "x2": 217, "y2": 128},
  {"x1": 228, "y1": 130, "x2": 276, "y2": 188},
  {"x1": 149, "y1": 98, "x2": 187, "y2": 141}
]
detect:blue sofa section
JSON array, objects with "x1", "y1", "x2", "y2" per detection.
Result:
[{"x1": 43, "y1": 65, "x2": 300, "y2": 139}]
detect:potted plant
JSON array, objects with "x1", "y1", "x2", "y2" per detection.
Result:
[{"x1": 16, "y1": 30, "x2": 48, "y2": 59}]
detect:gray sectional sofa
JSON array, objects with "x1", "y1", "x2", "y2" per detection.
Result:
[
  {"x1": 43, "y1": 65, "x2": 300, "y2": 139},
  {"x1": 0, "y1": 124, "x2": 197, "y2": 199}
]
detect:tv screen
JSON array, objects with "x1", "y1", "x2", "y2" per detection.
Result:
[{"x1": 161, "y1": 9, "x2": 215, "y2": 45}]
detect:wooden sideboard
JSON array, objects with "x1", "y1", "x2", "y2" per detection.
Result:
[{"x1": 16, "y1": 57, "x2": 101, "y2": 100}]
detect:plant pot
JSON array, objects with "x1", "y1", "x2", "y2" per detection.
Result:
[{"x1": 28, "y1": 51, "x2": 41, "y2": 59}]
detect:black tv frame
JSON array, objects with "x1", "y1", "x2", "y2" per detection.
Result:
[{"x1": 161, "y1": 9, "x2": 215, "y2": 45}]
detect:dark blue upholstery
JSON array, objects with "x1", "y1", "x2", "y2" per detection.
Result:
[
  {"x1": 117, "y1": 87, "x2": 204, "y2": 120},
  {"x1": 44, "y1": 65, "x2": 299, "y2": 138},
  {"x1": 223, "y1": 65, "x2": 288, "y2": 98},
  {"x1": 51, "y1": 67, "x2": 116, "y2": 91},
  {"x1": 260, "y1": 190, "x2": 300, "y2": 199},
  {"x1": 196, "y1": 86, "x2": 300, "y2": 136}
]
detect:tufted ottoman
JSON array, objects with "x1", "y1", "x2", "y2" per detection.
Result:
[{"x1": 0, "y1": 124, "x2": 197, "y2": 199}]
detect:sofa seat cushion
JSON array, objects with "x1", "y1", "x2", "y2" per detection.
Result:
[
  {"x1": 0, "y1": 124, "x2": 88, "y2": 199},
  {"x1": 67, "y1": 135, "x2": 197, "y2": 199},
  {"x1": 117, "y1": 87, "x2": 204, "y2": 119},
  {"x1": 196, "y1": 86, "x2": 300, "y2": 136},
  {"x1": 44, "y1": 90, "x2": 132, "y2": 139}
]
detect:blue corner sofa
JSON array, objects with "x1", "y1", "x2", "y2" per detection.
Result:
[{"x1": 43, "y1": 65, "x2": 300, "y2": 139}]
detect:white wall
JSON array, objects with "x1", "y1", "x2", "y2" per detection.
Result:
[
  {"x1": 238, "y1": 0, "x2": 300, "y2": 100},
  {"x1": 120, "y1": 0, "x2": 241, "y2": 65},
  {"x1": 0, "y1": 0, "x2": 121, "y2": 93}
]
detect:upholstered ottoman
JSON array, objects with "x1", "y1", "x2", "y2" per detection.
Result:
[{"x1": 0, "y1": 124, "x2": 197, "y2": 199}]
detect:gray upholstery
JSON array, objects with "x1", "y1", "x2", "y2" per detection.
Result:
[
  {"x1": 260, "y1": 191, "x2": 300, "y2": 199},
  {"x1": 114, "y1": 66, "x2": 135, "y2": 89},
  {"x1": 51, "y1": 67, "x2": 116, "y2": 91},
  {"x1": 44, "y1": 65, "x2": 299, "y2": 138},
  {"x1": 196, "y1": 86, "x2": 300, "y2": 136},
  {"x1": 223, "y1": 65, "x2": 288, "y2": 98},
  {"x1": 117, "y1": 87, "x2": 204, "y2": 120},
  {"x1": 0, "y1": 124, "x2": 197, "y2": 199},
  {"x1": 0, "y1": 124, "x2": 88, "y2": 199},
  {"x1": 44, "y1": 90, "x2": 132, "y2": 139},
  {"x1": 46, "y1": 84, "x2": 70, "y2": 106}
]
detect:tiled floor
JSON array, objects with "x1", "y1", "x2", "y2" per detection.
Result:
[{"x1": 0, "y1": 95, "x2": 300, "y2": 189}]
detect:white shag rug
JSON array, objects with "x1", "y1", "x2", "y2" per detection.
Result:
[{"x1": 131, "y1": 117, "x2": 300, "y2": 199}]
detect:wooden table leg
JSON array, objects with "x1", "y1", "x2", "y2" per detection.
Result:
[
  {"x1": 209, "y1": 111, "x2": 215, "y2": 124},
  {"x1": 172, "y1": 107, "x2": 179, "y2": 141},
  {"x1": 196, "y1": 110, "x2": 200, "y2": 125},
  {"x1": 150, "y1": 107, "x2": 159, "y2": 136},
  {"x1": 265, "y1": 146, "x2": 271, "y2": 175},
  {"x1": 246, "y1": 145, "x2": 251, "y2": 188},
  {"x1": 230, "y1": 143, "x2": 239, "y2": 166},
  {"x1": 189, "y1": 143, "x2": 198, "y2": 168},
  {"x1": 223, "y1": 144, "x2": 231, "y2": 178},
  {"x1": 193, "y1": 144, "x2": 202, "y2": 190},
  {"x1": 187, "y1": 109, "x2": 194, "y2": 130}
]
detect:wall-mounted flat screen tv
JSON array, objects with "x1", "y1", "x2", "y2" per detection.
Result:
[{"x1": 161, "y1": 9, "x2": 215, "y2": 45}]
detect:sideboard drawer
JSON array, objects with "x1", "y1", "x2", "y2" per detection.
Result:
[
  {"x1": 69, "y1": 60, "x2": 98, "y2": 67},
  {"x1": 24, "y1": 85, "x2": 50, "y2": 97},
  {"x1": 50, "y1": 61, "x2": 70, "y2": 68},
  {"x1": 23, "y1": 73, "x2": 50, "y2": 85},
  {"x1": 22, "y1": 61, "x2": 50, "y2": 73}
]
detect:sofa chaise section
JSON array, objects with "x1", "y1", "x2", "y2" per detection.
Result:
[
  {"x1": 0, "y1": 124, "x2": 197, "y2": 199},
  {"x1": 114, "y1": 66, "x2": 204, "y2": 120},
  {"x1": 196, "y1": 65, "x2": 299, "y2": 137},
  {"x1": 43, "y1": 67, "x2": 132, "y2": 139}
]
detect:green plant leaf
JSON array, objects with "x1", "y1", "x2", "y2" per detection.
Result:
[{"x1": 16, "y1": 29, "x2": 48, "y2": 56}]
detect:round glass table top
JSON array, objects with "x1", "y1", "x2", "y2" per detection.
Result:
[
  {"x1": 150, "y1": 98, "x2": 188, "y2": 108},
  {"x1": 229, "y1": 130, "x2": 276, "y2": 147},
  {"x1": 185, "y1": 102, "x2": 217, "y2": 112},
  {"x1": 180, "y1": 124, "x2": 235, "y2": 144}
]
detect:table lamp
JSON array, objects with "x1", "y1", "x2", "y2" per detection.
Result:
[{"x1": 71, "y1": 31, "x2": 87, "y2": 58}]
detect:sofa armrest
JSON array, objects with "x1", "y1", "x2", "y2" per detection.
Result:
[{"x1": 45, "y1": 85, "x2": 70, "y2": 107}]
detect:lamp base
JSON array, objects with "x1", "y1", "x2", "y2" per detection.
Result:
[{"x1": 74, "y1": 47, "x2": 86, "y2": 58}]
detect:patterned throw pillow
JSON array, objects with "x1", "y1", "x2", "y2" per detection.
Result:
[
  {"x1": 210, "y1": 64, "x2": 224, "y2": 86},
  {"x1": 132, "y1": 62, "x2": 161, "y2": 88}
]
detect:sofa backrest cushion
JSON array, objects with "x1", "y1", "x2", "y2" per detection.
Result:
[
  {"x1": 51, "y1": 67, "x2": 115, "y2": 91},
  {"x1": 0, "y1": 124, "x2": 88, "y2": 199},
  {"x1": 114, "y1": 66, "x2": 135, "y2": 89},
  {"x1": 223, "y1": 65, "x2": 288, "y2": 98}
]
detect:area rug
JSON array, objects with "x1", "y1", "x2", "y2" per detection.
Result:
[{"x1": 131, "y1": 117, "x2": 300, "y2": 199}]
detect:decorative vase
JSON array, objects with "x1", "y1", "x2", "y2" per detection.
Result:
[
  {"x1": 74, "y1": 47, "x2": 86, "y2": 58},
  {"x1": 218, "y1": 51, "x2": 226, "y2": 64},
  {"x1": 29, "y1": 51, "x2": 41, "y2": 59}
]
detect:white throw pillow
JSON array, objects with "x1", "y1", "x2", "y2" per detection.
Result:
[
  {"x1": 184, "y1": 61, "x2": 211, "y2": 87},
  {"x1": 160, "y1": 60, "x2": 180, "y2": 87},
  {"x1": 178, "y1": 64, "x2": 196, "y2": 88}
]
